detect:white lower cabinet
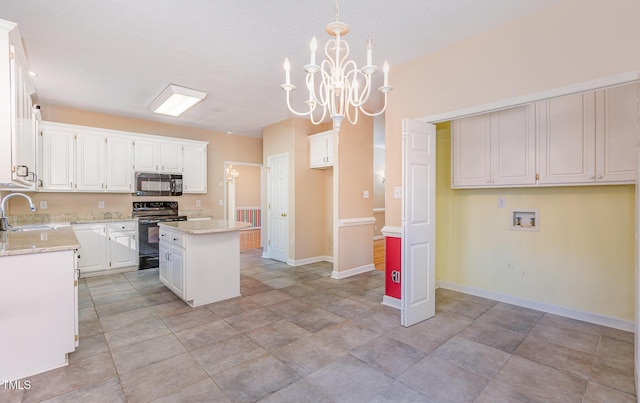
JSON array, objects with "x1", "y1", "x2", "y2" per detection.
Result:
[
  {"x1": 107, "y1": 222, "x2": 138, "y2": 269},
  {"x1": 158, "y1": 225, "x2": 240, "y2": 307},
  {"x1": 73, "y1": 223, "x2": 108, "y2": 272},
  {"x1": 73, "y1": 221, "x2": 138, "y2": 275},
  {"x1": 159, "y1": 230, "x2": 185, "y2": 299},
  {"x1": 1, "y1": 250, "x2": 77, "y2": 381}
]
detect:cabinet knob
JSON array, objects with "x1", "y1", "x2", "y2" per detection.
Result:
[
  {"x1": 597, "y1": 175, "x2": 603, "y2": 179},
  {"x1": 589, "y1": 175, "x2": 595, "y2": 180}
]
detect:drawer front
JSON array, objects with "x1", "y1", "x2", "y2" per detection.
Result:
[
  {"x1": 108, "y1": 221, "x2": 137, "y2": 232},
  {"x1": 159, "y1": 228, "x2": 185, "y2": 248}
]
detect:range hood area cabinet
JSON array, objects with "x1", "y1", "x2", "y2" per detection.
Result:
[
  {"x1": 0, "y1": 19, "x2": 38, "y2": 190},
  {"x1": 38, "y1": 121, "x2": 208, "y2": 194},
  {"x1": 451, "y1": 82, "x2": 638, "y2": 188}
]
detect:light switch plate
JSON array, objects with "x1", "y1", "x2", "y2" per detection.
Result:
[
  {"x1": 98, "y1": 201, "x2": 105, "y2": 209},
  {"x1": 40, "y1": 201, "x2": 48, "y2": 209},
  {"x1": 498, "y1": 197, "x2": 506, "y2": 208},
  {"x1": 196, "y1": 200, "x2": 201, "y2": 207},
  {"x1": 394, "y1": 186, "x2": 403, "y2": 199},
  {"x1": 218, "y1": 200, "x2": 223, "y2": 206},
  {"x1": 363, "y1": 190, "x2": 369, "y2": 199}
]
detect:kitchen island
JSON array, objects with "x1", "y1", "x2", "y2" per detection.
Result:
[
  {"x1": 0, "y1": 226, "x2": 79, "y2": 381},
  {"x1": 158, "y1": 220, "x2": 251, "y2": 307}
]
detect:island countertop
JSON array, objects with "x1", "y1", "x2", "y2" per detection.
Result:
[
  {"x1": 0, "y1": 226, "x2": 80, "y2": 257},
  {"x1": 158, "y1": 220, "x2": 252, "y2": 234}
]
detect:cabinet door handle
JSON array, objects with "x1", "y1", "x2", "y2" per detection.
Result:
[
  {"x1": 589, "y1": 175, "x2": 595, "y2": 180},
  {"x1": 597, "y1": 175, "x2": 603, "y2": 180}
]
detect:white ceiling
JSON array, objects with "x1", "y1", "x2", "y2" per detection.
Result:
[{"x1": 0, "y1": 0, "x2": 561, "y2": 138}]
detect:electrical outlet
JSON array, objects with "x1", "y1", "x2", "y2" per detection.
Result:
[
  {"x1": 40, "y1": 201, "x2": 48, "y2": 209},
  {"x1": 98, "y1": 201, "x2": 105, "y2": 209},
  {"x1": 196, "y1": 200, "x2": 201, "y2": 207}
]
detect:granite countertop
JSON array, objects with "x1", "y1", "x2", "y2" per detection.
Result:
[
  {"x1": 158, "y1": 220, "x2": 252, "y2": 234},
  {"x1": 0, "y1": 226, "x2": 80, "y2": 257},
  {"x1": 9, "y1": 212, "x2": 136, "y2": 227}
]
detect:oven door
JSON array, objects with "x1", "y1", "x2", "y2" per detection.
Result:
[{"x1": 138, "y1": 219, "x2": 162, "y2": 269}]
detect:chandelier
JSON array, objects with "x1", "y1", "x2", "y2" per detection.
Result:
[{"x1": 281, "y1": 0, "x2": 392, "y2": 129}]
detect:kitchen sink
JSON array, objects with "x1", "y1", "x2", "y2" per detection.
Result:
[{"x1": 8, "y1": 223, "x2": 70, "y2": 232}]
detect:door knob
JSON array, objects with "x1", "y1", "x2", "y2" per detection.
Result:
[{"x1": 281, "y1": 213, "x2": 287, "y2": 217}]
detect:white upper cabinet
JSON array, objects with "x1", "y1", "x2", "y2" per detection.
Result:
[
  {"x1": 538, "y1": 92, "x2": 596, "y2": 184},
  {"x1": 40, "y1": 128, "x2": 75, "y2": 191},
  {"x1": 105, "y1": 136, "x2": 133, "y2": 192},
  {"x1": 39, "y1": 121, "x2": 207, "y2": 193},
  {"x1": 160, "y1": 141, "x2": 183, "y2": 173},
  {"x1": 183, "y1": 144, "x2": 207, "y2": 193},
  {"x1": 0, "y1": 20, "x2": 37, "y2": 190},
  {"x1": 538, "y1": 83, "x2": 637, "y2": 185},
  {"x1": 309, "y1": 130, "x2": 334, "y2": 168},
  {"x1": 595, "y1": 83, "x2": 638, "y2": 183},
  {"x1": 452, "y1": 104, "x2": 535, "y2": 188},
  {"x1": 133, "y1": 139, "x2": 160, "y2": 172},
  {"x1": 75, "y1": 133, "x2": 105, "y2": 191},
  {"x1": 452, "y1": 114, "x2": 490, "y2": 187}
]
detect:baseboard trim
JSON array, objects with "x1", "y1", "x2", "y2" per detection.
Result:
[
  {"x1": 382, "y1": 295, "x2": 401, "y2": 310},
  {"x1": 437, "y1": 280, "x2": 634, "y2": 332},
  {"x1": 287, "y1": 255, "x2": 333, "y2": 266},
  {"x1": 331, "y1": 263, "x2": 375, "y2": 279}
]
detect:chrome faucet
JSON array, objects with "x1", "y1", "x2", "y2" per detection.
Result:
[{"x1": 0, "y1": 193, "x2": 37, "y2": 231}]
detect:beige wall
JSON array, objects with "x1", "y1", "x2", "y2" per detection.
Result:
[
  {"x1": 262, "y1": 117, "x2": 332, "y2": 262},
  {"x1": 6, "y1": 104, "x2": 262, "y2": 217},
  {"x1": 335, "y1": 117, "x2": 375, "y2": 272},
  {"x1": 385, "y1": 0, "x2": 640, "y2": 322},
  {"x1": 234, "y1": 165, "x2": 261, "y2": 208}
]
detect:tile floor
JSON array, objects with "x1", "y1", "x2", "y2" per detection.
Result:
[{"x1": 3, "y1": 249, "x2": 636, "y2": 402}]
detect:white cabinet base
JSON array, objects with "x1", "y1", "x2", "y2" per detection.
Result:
[
  {"x1": 160, "y1": 229, "x2": 241, "y2": 307},
  {"x1": 0, "y1": 250, "x2": 76, "y2": 381}
]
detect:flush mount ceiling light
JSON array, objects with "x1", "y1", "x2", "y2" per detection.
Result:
[
  {"x1": 281, "y1": 0, "x2": 392, "y2": 129},
  {"x1": 149, "y1": 84, "x2": 207, "y2": 117}
]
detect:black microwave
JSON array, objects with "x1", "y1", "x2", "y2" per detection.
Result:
[{"x1": 135, "y1": 172, "x2": 183, "y2": 196}]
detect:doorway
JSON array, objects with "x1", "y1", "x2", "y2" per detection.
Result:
[{"x1": 224, "y1": 161, "x2": 263, "y2": 251}]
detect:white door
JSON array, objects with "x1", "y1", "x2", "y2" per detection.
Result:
[
  {"x1": 401, "y1": 119, "x2": 436, "y2": 327},
  {"x1": 267, "y1": 153, "x2": 288, "y2": 263}
]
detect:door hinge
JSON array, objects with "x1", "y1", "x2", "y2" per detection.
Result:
[
  {"x1": 268, "y1": 240, "x2": 271, "y2": 246},
  {"x1": 9, "y1": 51, "x2": 14, "y2": 59},
  {"x1": 109, "y1": 262, "x2": 112, "y2": 267},
  {"x1": 535, "y1": 173, "x2": 540, "y2": 181},
  {"x1": 74, "y1": 280, "x2": 78, "y2": 286},
  {"x1": 75, "y1": 335, "x2": 79, "y2": 341},
  {"x1": 74, "y1": 135, "x2": 77, "y2": 140}
]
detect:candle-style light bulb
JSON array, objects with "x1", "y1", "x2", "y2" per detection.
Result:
[
  {"x1": 383, "y1": 60, "x2": 389, "y2": 86},
  {"x1": 310, "y1": 36, "x2": 318, "y2": 65},
  {"x1": 284, "y1": 58, "x2": 291, "y2": 85},
  {"x1": 366, "y1": 35, "x2": 372, "y2": 66}
]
